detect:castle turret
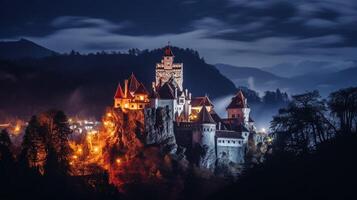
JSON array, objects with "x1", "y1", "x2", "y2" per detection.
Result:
[
  {"x1": 193, "y1": 106, "x2": 216, "y2": 148},
  {"x1": 226, "y1": 90, "x2": 251, "y2": 125},
  {"x1": 192, "y1": 106, "x2": 216, "y2": 169}
]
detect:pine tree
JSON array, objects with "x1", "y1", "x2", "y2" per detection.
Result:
[
  {"x1": 19, "y1": 116, "x2": 46, "y2": 171},
  {"x1": 52, "y1": 111, "x2": 72, "y2": 175},
  {"x1": 0, "y1": 129, "x2": 14, "y2": 171}
]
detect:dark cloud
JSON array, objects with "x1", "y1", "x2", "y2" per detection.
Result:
[{"x1": 1, "y1": 0, "x2": 357, "y2": 68}]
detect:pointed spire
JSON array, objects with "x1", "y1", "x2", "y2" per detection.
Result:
[
  {"x1": 128, "y1": 73, "x2": 140, "y2": 93},
  {"x1": 164, "y1": 42, "x2": 174, "y2": 57},
  {"x1": 197, "y1": 106, "x2": 215, "y2": 124},
  {"x1": 114, "y1": 83, "x2": 124, "y2": 99},
  {"x1": 135, "y1": 82, "x2": 149, "y2": 95}
]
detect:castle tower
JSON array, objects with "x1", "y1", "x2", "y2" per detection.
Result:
[
  {"x1": 226, "y1": 91, "x2": 251, "y2": 125},
  {"x1": 155, "y1": 44, "x2": 183, "y2": 90},
  {"x1": 193, "y1": 106, "x2": 216, "y2": 148},
  {"x1": 192, "y1": 106, "x2": 216, "y2": 169}
]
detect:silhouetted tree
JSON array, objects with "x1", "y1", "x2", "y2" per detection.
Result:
[
  {"x1": 39, "y1": 110, "x2": 72, "y2": 176},
  {"x1": 328, "y1": 87, "x2": 357, "y2": 134},
  {"x1": 271, "y1": 91, "x2": 335, "y2": 154},
  {"x1": 0, "y1": 129, "x2": 14, "y2": 172},
  {"x1": 19, "y1": 116, "x2": 46, "y2": 172}
]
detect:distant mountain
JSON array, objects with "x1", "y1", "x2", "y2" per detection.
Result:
[
  {"x1": 0, "y1": 43, "x2": 236, "y2": 119},
  {"x1": 216, "y1": 63, "x2": 357, "y2": 96},
  {"x1": 215, "y1": 63, "x2": 287, "y2": 93},
  {"x1": 263, "y1": 60, "x2": 357, "y2": 78},
  {"x1": 0, "y1": 38, "x2": 57, "y2": 59}
]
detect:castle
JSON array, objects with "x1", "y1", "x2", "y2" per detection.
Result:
[{"x1": 113, "y1": 45, "x2": 256, "y2": 169}]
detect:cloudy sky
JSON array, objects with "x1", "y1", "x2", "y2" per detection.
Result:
[{"x1": 1, "y1": 0, "x2": 357, "y2": 70}]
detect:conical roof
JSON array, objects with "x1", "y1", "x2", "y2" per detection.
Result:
[
  {"x1": 197, "y1": 106, "x2": 215, "y2": 124},
  {"x1": 114, "y1": 83, "x2": 124, "y2": 99},
  {"x1": 135, "y1": 83, "x2": 149, "y2": 95},
  {"x1": 128, "y1": 73, "x2": 140, "y2": 93}
]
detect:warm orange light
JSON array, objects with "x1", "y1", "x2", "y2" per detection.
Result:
[
  {"x1": 93, "y1": 146, "x2": 99, "y2": 153},
  {"x1": 115, "y1": 158, "x2": 121, "y2": 165},
  {"x1": 72, "y1": 155, "x2": 78, "y2": 159},
  {"x1": 139, "y1": 96, "x2": 144, "y2": 101}
]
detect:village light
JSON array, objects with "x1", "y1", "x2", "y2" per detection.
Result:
[
  {"x1": 115, "y1": 158, "x2": 121, "y2": 165},
  {"x1": 93, "y1": 146, "x2": 99, "y2": 153}
]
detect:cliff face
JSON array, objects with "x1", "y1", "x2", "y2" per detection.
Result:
[{"x1": 144, "y1": 107, "x2": 178, "y2": 154}]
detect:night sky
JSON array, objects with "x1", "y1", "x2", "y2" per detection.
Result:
[{"x1": 1, "y1": 0, "x2": 357, "y2": 72}]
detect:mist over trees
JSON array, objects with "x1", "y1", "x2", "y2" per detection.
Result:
[{"x1": 211, "y1": 87, "x2": 357, "y2": 200}]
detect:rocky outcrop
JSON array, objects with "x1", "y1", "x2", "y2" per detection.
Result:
[{"x1": 144, "y1": 106, "x2": 178, "y2": 154}]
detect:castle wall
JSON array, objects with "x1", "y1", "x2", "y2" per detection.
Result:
[{"x1": 217, "y1": 145, "x2": 245, "y2": 164}]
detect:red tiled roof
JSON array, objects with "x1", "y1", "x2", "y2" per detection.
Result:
[
  {"x1": 114, "y1": 83, "x2": 124, "y2": 99},
  {"x1": 164, "y1": 45, "x2": 174, "y2": 57},
  {"x1": 191, "y1": 96, "x2": 214, "y2": 107},
  {"x1": 226, "y1": 90, "x2": 248, "y2": 109}
]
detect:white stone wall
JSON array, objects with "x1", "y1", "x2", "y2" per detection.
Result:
[{"x1": 155, "y1": 58, "x2": 183, "y2": 90}]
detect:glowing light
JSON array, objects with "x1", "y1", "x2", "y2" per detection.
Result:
[
  {"x1": 93, "y1": 146, "x2": 99, "y2": 153},
  {"x1": 124, "y1": 103, "x2": 129, "y2": 108},
  {"x1": 139, "y1": 96, "x2": 144, "y2": 101},
  {"x1": 14, "y1": 125, "x2": 21, "y2": 132},
  {"x1": 72, "y1": 155, "x2": 78, "y2": 159},
  {"x1": 261, "y1": 128, "x2": 266, "y2": 133},
  {"x1": 115, "y1": 158, "x2": 121, "y2": 165}
]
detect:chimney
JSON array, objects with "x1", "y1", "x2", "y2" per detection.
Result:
[
  {"x1": 185, "y1": 89, "x2": 188, "y2": 96},
  {"x1": 218, "y1": 122, "x2": 221, "y2": 130},
  {"x1": 124, "y1": 80, "x2": 128, "y2": 98},
  {"x1": 175, "y1": 87, "x2": 178, "y2": 98},
  {"x1": 189, "y1": 92, "x2": 192, "y2": 100}
]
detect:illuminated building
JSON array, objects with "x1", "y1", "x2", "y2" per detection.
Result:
[
  {"x1": 155, "y1": 44, "x2": 183, "y2": 90},
  {"x1": 113, "y1": 73, "x2": 150, "y2": 110}
]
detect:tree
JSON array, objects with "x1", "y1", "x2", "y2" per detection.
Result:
[
  {"x1": 0, "y1": 129, "x2": 14, "y2": 171},
  {"x1": 328, "y1": 87, "x2": 357, "y2": 134},
  {"x1": 51, "y1": 111, "x2": 72, "y2": 175},
  {"x1": 39, "y1": 110, "x2": 72, "y2": 176},
  {"x1": 19, "y1": 116, "x2": 46, "y2": 172},
  {"x1": 271, "y1": 91, "x2": 335, "y2": 154}
]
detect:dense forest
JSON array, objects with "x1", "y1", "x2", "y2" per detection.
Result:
[
  {"x1": 1, "y1": 87, "x2": 356, "y2": 200},
  {"x1": 0, "y1": 47, "x2": 236, "y2": 119}
]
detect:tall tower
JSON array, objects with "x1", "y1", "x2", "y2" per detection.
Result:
[
  {"x1": 226, "y1": 91, "x2": 251, "y2": 125},
  {"x1": 155, "y1": 44, "x2": 183, "y2": 90}
]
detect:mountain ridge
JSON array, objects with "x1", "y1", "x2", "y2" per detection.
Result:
[{"x1": 0, "y1": 38, "x2": 58, "y2": 59}]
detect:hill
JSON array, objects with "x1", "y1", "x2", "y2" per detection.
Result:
[
  {"x1": 215, "y1": 63, "x2": 287, "y2": 93},
  {"x1": 216, "y1": 63, "x2": 357, "y2": 96},
  {"x1": 0, "y1": 46, "x2": 236, "y2": 119},
  {"x1": 0, "y1": 38, "x2": 57, "y2": 59}
]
